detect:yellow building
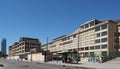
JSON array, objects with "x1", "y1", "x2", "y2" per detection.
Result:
[
  {"x1": 41, "y1": 19, "x2": 120, "y2": 62},
  {"x1": 79, "y1": 19, "x2": 119, "y2": 57},
  {"x1": 9, "y1": 37, "x2": 42, "y2": 60}
]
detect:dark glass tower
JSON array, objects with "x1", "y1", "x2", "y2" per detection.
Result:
[{"x1": 1, "y1": 38, "x2": 6, "y2": 55}]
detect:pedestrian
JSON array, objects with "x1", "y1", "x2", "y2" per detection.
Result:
[{"x1": 99, "y1": 56, "x2": 102, "y2": 63}]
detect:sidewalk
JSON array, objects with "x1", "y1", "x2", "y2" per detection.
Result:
[
  {"x1": 44, "y1": 61, "x2": 120, "y2": 69},
  {"x1": 8, "y1": 59, "x2": 120, "y2": 69}
]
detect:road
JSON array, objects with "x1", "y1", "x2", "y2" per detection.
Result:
[{"x1": 0, "y1": 59, "x2": 92, "y2": 69}]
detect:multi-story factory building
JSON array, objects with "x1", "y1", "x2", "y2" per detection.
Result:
[
  {"x1": 9, "y1": 37, "x2": 41, "y2": 59},
  {"x1": 41, "y1": 19, "x2": 120, "y2": 62}
]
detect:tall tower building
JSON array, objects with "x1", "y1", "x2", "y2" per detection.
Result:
[{"x1": 1, "y1": 38, "x2": 6, "y2": 55}]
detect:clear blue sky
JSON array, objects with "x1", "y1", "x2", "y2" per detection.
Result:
[{"x1": 0, "y1": 0, "x2": 120, "y2": 53}]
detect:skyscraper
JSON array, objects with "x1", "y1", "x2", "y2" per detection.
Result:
[{"x1": 1, "y1": 38, "x2": 6, "y2": 55}]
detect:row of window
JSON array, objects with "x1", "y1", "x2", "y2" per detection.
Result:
[
  {"x1": 89, "y1": 51, "x2": 107, "y2": 57},
  {"x1": 60, "y1": 40, "x2": 73, "y2": 45},
  {"x1": 90, "y1": 44, "x2": 107, "y2": 50},
  {"x1": 96, "y1": 31, "x2": 107, "y2": 37},
  {"x1": 85, "y1": 22, "x2": 94, "y2": 28},
  {"x1": 81, "y1": 22, "x2": 95, "y2": 29},
  {"x1": 25, "y1": 43, "x2": 40, "y2": 46},
  {"x1": 95, "y1": 24, "x2": 107, "y2": 31},
  {"x1": 61, "y1": 24, "x2": 107, "y2": 42},
  {"x1": 80, "y1": 44, "x2": 107, "y2": 51},
  {"x1": 49, "y1": 45, "x2": 56, "y2": 48},
  {"x1": 61, "y1": 34, "x2": 76, "y2": 41},
  {"x1": 95, "y1": 38, "x2": 107, "y2": 43}
]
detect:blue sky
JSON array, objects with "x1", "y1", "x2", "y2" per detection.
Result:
[{"x1": 0, "y1": 0, "x2": 120, "y2": 53}]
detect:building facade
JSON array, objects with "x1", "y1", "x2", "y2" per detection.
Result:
[
  {"x1": 1, "y1": 38, "x2": 7, "y2": 55},
  {"x1": 79, "y1": 19, "x2": 119, "y2": 58},
  {"x1": 9, "y1": 37, "x2": 41, "y2": 59},
  {"x1": 41, "y1": 19, "x2": 120, "y2": 62}
]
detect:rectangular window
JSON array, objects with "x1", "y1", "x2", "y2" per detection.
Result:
[
  {"x1": 96, "y1": 33, "x2": 100, "y2": 37},
  {"x1": 95, "y1": 22, "x2": 99, "y2": 25},
  {"x1": 101, "y1": 24, "x2": 107, "y2": 30},
  {"x1": 85, "y1": 24, "x2": 89, "y2": 28},
  {"x1": 85, "y1": 47, "x2": 89, "y2": 50},
  {"x1": 62, "y1": 38, "x2": 66, "y2": 41},
  {"x1": 95, "y1": 26, "x2": 100, "y2": 32},
  {"x1": 73, "y1": 34, "x2": 76, "y2": 38},
  {"x1": 118, "y1": 33, "x2": 120, "y2": 36},
  {"x1": 90, "y1": 52, "x2": 94, "y2": 57},
  {"x1": 101, "y1": 44, "x2": 107, "y2": 49},
  {"x1": 80, "y1": 48, "x2": 84, "y2": 51},
  {"x1": 90, "y1": 46, "x2": 94, "y2": 50},
  {"x1": 101, "y1": 31, "x2": 107, "y2": 36},
  {"x1": 114, "y1": 39, "x2": 119, "y2": 43},
  {"x1": 101, "y1": 38, "x2": 107, "y2": 42},
  {"x1": 95, "y1": 45, "x2": 100, "y2": 49},
  {"x1": 81, "y1": 26, "x2": 84, "y2": 29},
  {"x1": 102, "y1": 51, "x2": 107, "y2": 57},
  {"x1": 95, "y1": 39, "x2": 100, "y2": 43},
  {"x1": 114, "y1": 32, "x2": 118, "y2": 36},
  {"x1": 67, "y1": 37, "x2": 70, "y2": 40},
  {"x1": 90, "y1": 22, "x2": 94, "y2": 26}
]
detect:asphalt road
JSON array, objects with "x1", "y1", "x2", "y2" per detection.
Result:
[{"x1": 0, "y1": 59, "x2": 93, "y2": 69}]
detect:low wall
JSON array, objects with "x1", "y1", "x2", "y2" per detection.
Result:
[
  {"x1": 81, "y1": 57, "x2": 89, "y2": 62},
  {"x1": 81, "y1": 57, "x2": 99, "y2": 62},
  {"x1": 7, "y1": 53, "x2": 44, "y2": 62},
  {"x1": 6, "y1": 55, "x2": 19, "y2": 60},
  {"x1": 28, "y1": 53, "x2": 44, "y2": 62}
]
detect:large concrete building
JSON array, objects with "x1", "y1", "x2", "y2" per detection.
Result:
[
  {"x1": 9, "y1": 37, "x2": 42, "y2": 60},
  {"x1": 41, "y1": 19, "x2": 120, "y2": 62},
  {"x1": 1, "y1": 38, "x2": 7, "y2": 55}
]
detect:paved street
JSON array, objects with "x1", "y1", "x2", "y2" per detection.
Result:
[
  {"x1": 1, "y1": 59, "x2": 120, "y2": 69},
  {"x1": 0, "y1": 59, "x2": 92, "y2": 69},
  {"x1": 46, "y1": 60, "x2": 120, "y2": 69}
]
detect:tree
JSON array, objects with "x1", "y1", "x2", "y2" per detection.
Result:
[{"x1": 0, "y1": 51, "x2": 7, "y2": 58}]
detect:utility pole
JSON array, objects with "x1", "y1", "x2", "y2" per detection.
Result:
[
  {"x1": 30, "y1": 50, "x2": 32, "y2": 61},
  {"x1": 21, "y1": 43, "x2": 23, "y2": 61},
  {"x1": 77, "y1": 28, "x2": 80, "y2": 64},
  {"x1": 47, "y1": 37, "x2": 48, "y2": 51},
  {"x1": 46, "y1": 36, "x2": 48, "y2": 62}
]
